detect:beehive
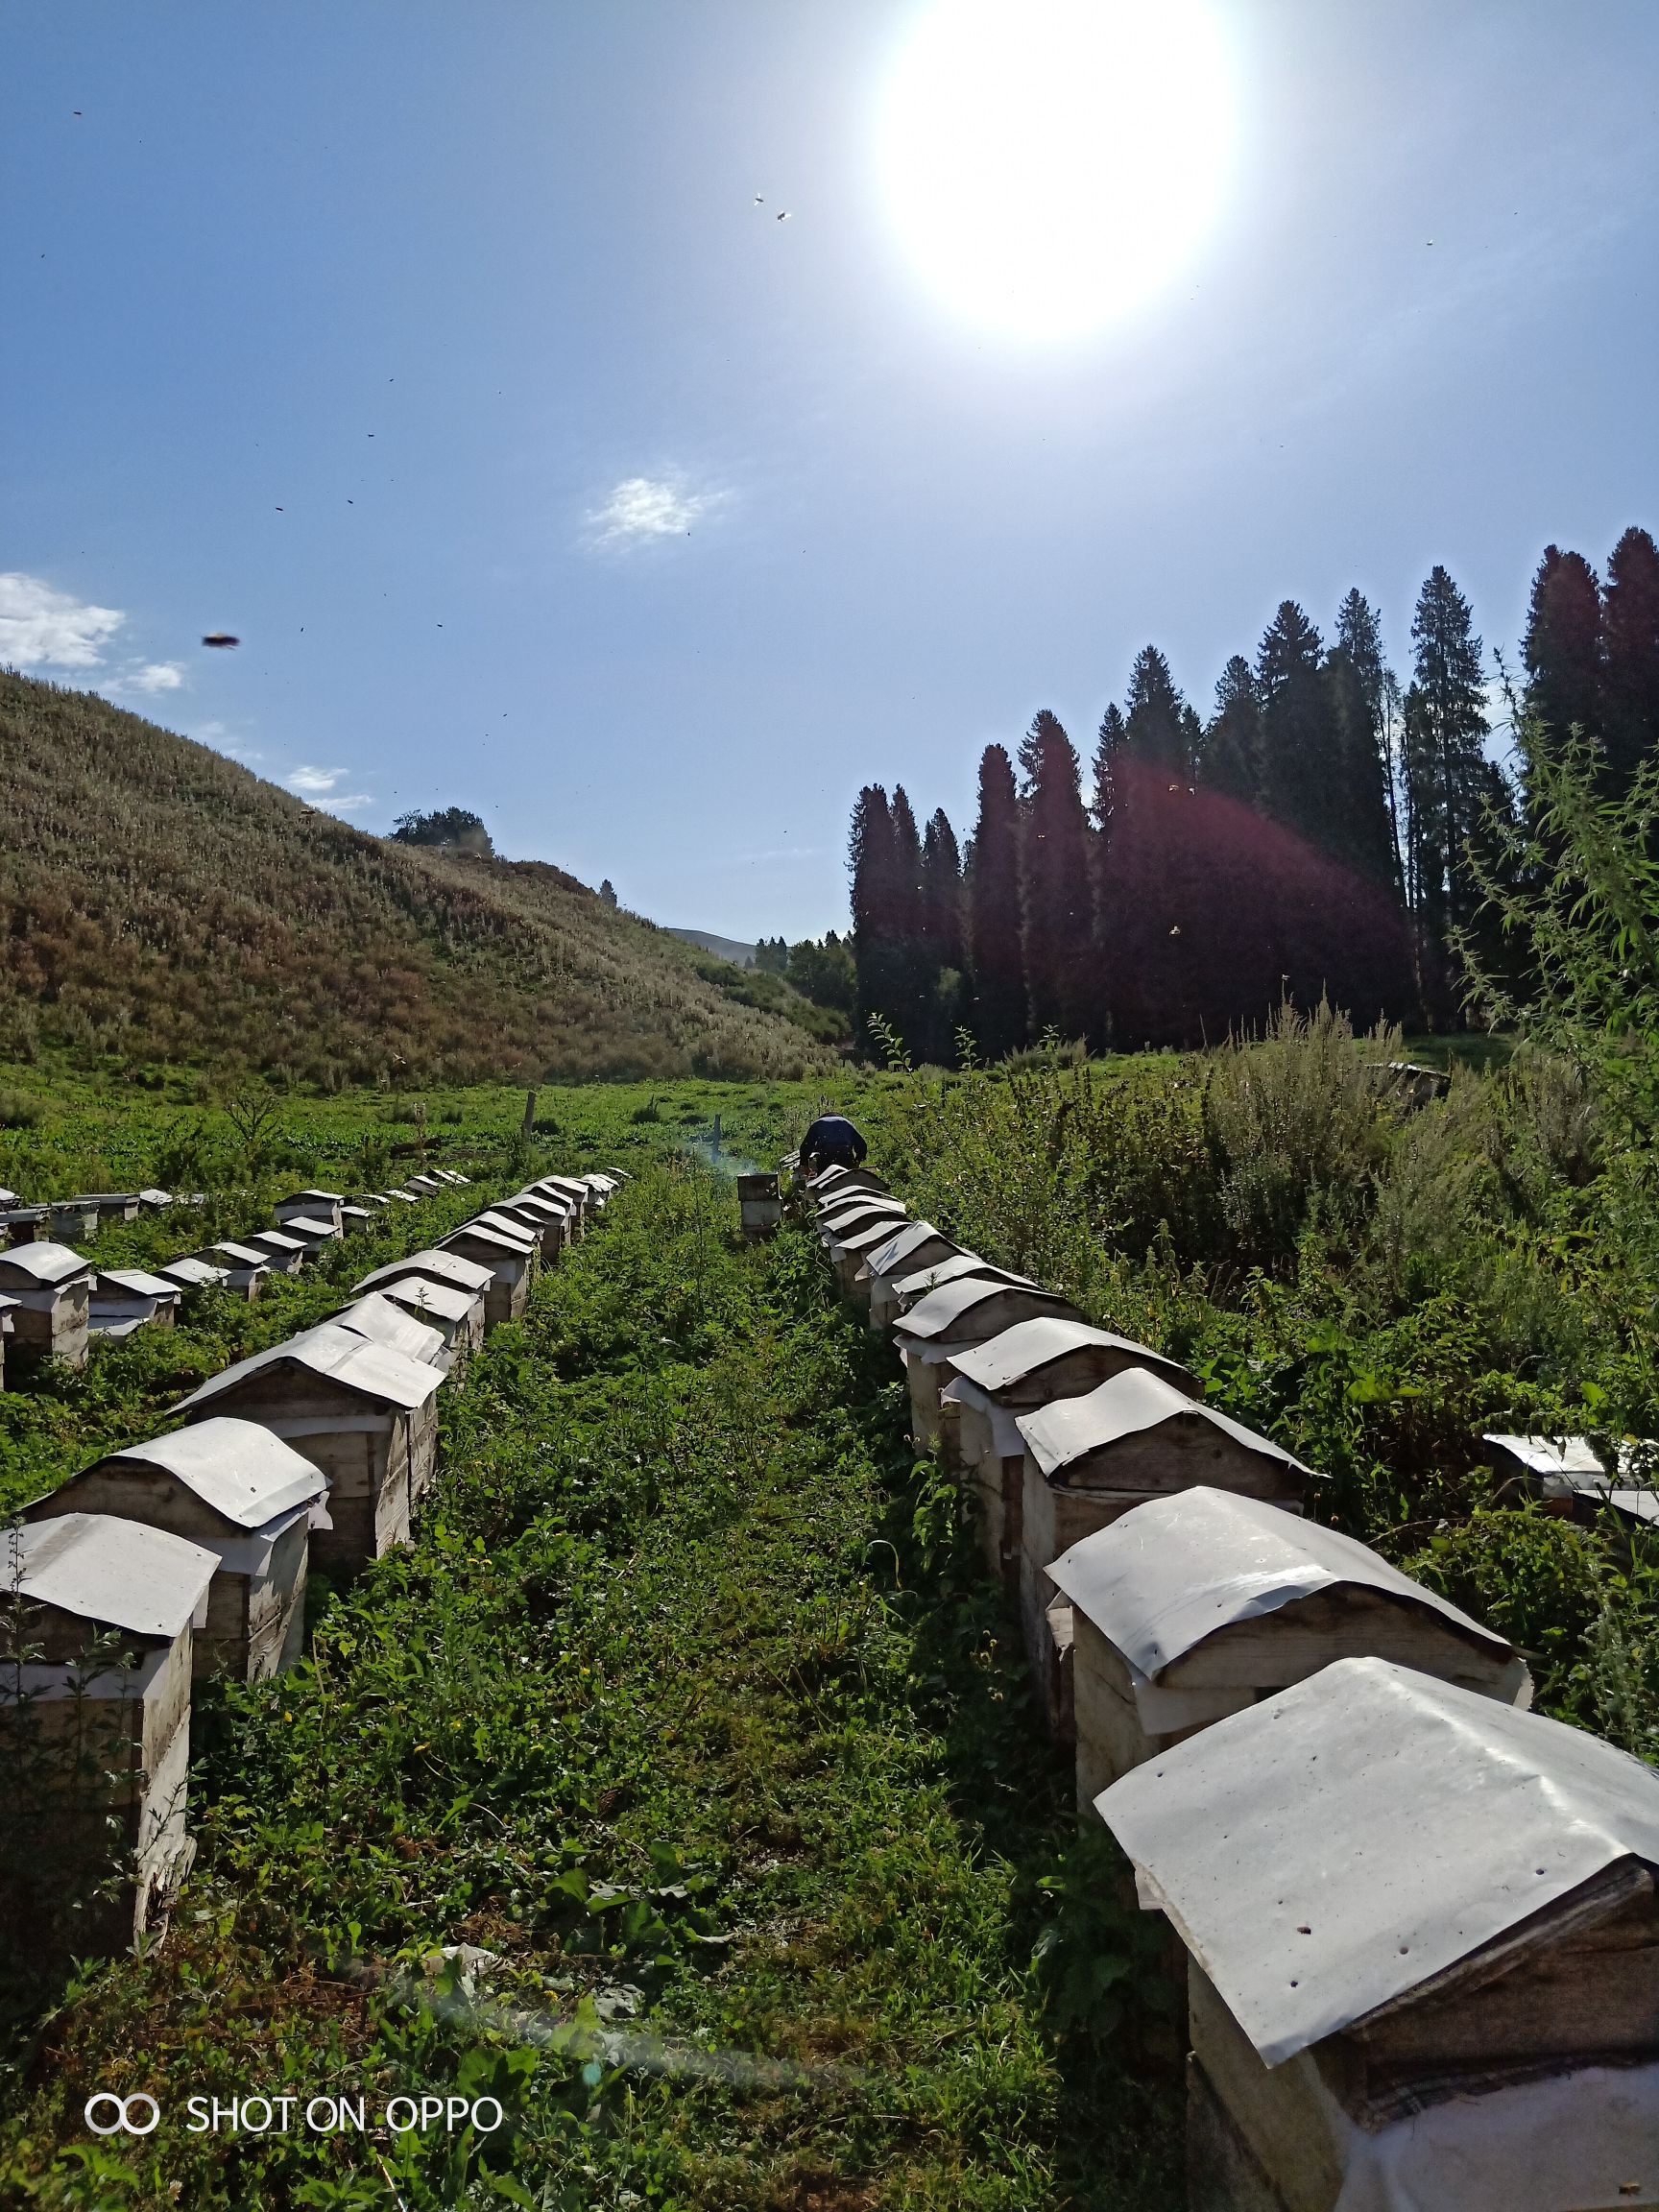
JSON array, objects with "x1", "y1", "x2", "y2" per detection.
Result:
[
  {"x1": 276, "y1": 1190, "x2": 344, "y2": 1234},
  {"x1": 437, "y1": 1222, "x2": 536, "y2": 1328},
  {"x1": 892, "y1": 1276, "x2": 1082, "y2": 1453},
  {"x1": 156, "y1": 1254, "x2": 231, "y2": 1294},
  {"x1": 355, "y1": 1246, "x2": 493, "y2": 1322},
  {"x1": 1098, "y1": 1658, "x2": 1659, "y2": 2212},
  {"x1": 826, "y1": 1209, "x2": 917, "y2": 1298},
  {"x1": 737, "y1": 1173, "x2": 782, "y2": 1241},
  {"x1": 89, "y1": 1268, "x2": 182, "y2": 1338},
  {"x1": 859, "y1": 1221, "x2": 962, "y2": 1328},
  {"x1": 26, "y1": 1420, "x2": 327, "y2": 1681},
  {"x1": 0, "y1": 1242, "x2": 94, "y2": 1370},
  {"x1": 1018, "y1": 1369, "x2": 1311, "y2": 1717},
  {"x1": 941, "y1": 1318, "x2": 1197, "y2": 1601},
  {"x1": 193, "y1": 1241, "x2": 273, "y2": 1300},
  {"x1": 1483, "y1": 1431, "x2": 1659, "y2": 1539},
  {"x1": 177, "y1": 1323, "x2": 445, "y2": 1574},
  {"x1": 1054, "y1": 1486, "x2": 1530, "y2": 1814},
  {"x1": 330, "y1": 1290, "x2": 450, "y2": 1373},
  {"x1": 1, "y1": 1514, "x2": 216, "y2": 1949},
  {"x1": 245, "y1": 1228, "x2": 307, "y2": 1276},
  {"x1": 371, "y1": 1273, "x2": 484, "y2": 1371}
]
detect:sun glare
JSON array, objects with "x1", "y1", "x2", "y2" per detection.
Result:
[{"x1": 877, "y1": 0, "x2": 1236, "y2": 342}]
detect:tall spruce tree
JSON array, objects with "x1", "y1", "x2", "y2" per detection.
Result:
[
  {"x1": 965, "y1": 744, "x2": 1026, "y2": 1059},
  {"x1": 849, "y1": 784, "x2": 898, "y2": 1045},
  {"x1": 1603, "y1": 526, "x2": 1659, "y2": 792},
  {"x1": 1325, "y1": 589, "x2": 1402, "y2": 888},
  {"x1": 920, "y1": 806, "x2": 965, "y2": 1062},
  {"x1": 1122, "y1": 646, "x2": 1195, "y2": 772},
  {"x1": 1403, "y1": 565, "x2": 1490, "y2": 989},
  {"x1": 1017, "y1": 710, "x2": 1095, "y2": 1043},
  {"x1": 1256, "y1": 601, "x2": 1339, "y2": 849},
  {"x1": 1091, "y1": 703, "x2": 1127, "y2": 832},
  {"x1": 1523, "y1": 544, "x2": 1604, "y2": 758},
  {"x1": 1200, "y1": 655, "x2": 1262, "y2": 804}
]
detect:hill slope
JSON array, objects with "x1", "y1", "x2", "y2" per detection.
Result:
[{"x1": 0, "y1": 673, "x2": 833, "y2": 1086}]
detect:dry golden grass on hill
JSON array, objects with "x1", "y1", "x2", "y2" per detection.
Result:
[{"x1": 0, "y1": 673, "x2": 833, "y2": 1087}]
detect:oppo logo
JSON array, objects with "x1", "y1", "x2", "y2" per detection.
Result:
[{"x1": 84, "y1": 2093, "x2": 161, "y2": 2136}]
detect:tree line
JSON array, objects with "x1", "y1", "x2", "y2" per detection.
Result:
[{"x1": 846, "y1": 527, "x2": 1659, "y2": 1060}]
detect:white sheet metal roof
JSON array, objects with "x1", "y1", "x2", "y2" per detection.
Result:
[
  {"x1": 94, "y1": 1268, "x2": 180, "y2": 1300},
  {"x1": 832, "y1": 1214, "x2": 922, "y2": 1256},
  {"x1": 250, "y1": 1228, "x2": 306, "y2": 1253},
  {"x1": 442, "y1": 1223, "x2": 533, "y2": 1260},
  {"x1": 92, "y1": 1417, "x2": 327, "y2": 1527},
  {"x1": 1482, "y1": 1431, "x2": 1607, "y2": 1479},
  {"x1": 376, "y1": 1274, "x2": 475, "y2": 1326},
  {"x1": 159, "y1": 1256, "x2": 229, "y2": 1288},
  {"x1": 895, "y1": 1274, "x2": 1073, "y2": 1344},
  {"x1": 6, "y1": 1512, "x2": 217, "y2": 1639},
  {"x1": 819, "y1": 1201, "x2": 907, "y2": 1238},
  {"x1": 178, "y1": 1320, "x2": 445, "y2": 1415},
  {"x1": 1019, "y1": 1367, "x2": 1310, "y2": 1481},
  {"x1": 1051, "y1": 1486, "x2": 1512, "y2": 1680},
  {"x1": 0, "y1": 1241, "x2": 92, "y2": 1287},
  {"x1": 331, "y1": 1292, "x2": 448, "y2": 1369},
  {"x1": 282, "y1": 1214, "x2": 341, "y2": 1239},
  {"x1": 287, "y1": 1188, "x2": 344, "y2": 1203},
  {"x1": 356, "y1": 1248, "x2": 493, "y2": 1297},
  {"x1": 952, "y1": 1317, "x2": 1191, "y2": 1397},
  {"x1": 890, "y1": 1251, "x2": 1033, "y2": 1302},
  {"x1": 202, "y1": 1242, "x2": 272, "y2": 1268},
  {"x1": 865, "y1": 1221, "x2": 952, "y2": 1276},
  {"x1": 467, "y1": 1212, "x2": 538, "y2": 1249},
  {"x1": 1096, "y1": 1655, "x2": 1659, "y2": 2068}
]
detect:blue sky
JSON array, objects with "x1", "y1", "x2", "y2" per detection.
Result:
[{"x1": 4, "y1": 1, "x2": 1656, "y2": 940}]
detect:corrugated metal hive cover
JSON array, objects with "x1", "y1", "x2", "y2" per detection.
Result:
[
  {"x1": 1019, "y1": 1367, "x2": 1309, "y2": 1479},
  {"x1": 7, "y1": 1512, "x2": 217, "y2": 1638},
  {"x1": 99, "y1": 1416, "x2": 327, "y2": 1526},
  {"x1": 177, "y1": 1321, "x2": 445, "y2": 1415}
]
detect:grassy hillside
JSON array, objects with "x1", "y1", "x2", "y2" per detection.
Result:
[{"x1": 0, "y1": 672, "x2": 833, "y2": 1088}]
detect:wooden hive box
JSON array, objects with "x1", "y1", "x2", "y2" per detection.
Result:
[
  {"x1": 1018, "y1": 1369, "x2": 1310, "y2": 1723},
  {"x1": 942, "y1": 1319, "x2": 1199, "y2": 1604},
  {"x1": 1098, "y1": 1657, "x2": 1659, "y2": 2212},
  {"x1": 893, "y1": 1276, "x2": 1082, "y2": 1455},
  {"x1": 330, "y1": 1291, "x2": 451, "y2": 1376},
  {"x1": 47, "y1": 1200, "x2": 99, "y2": 1244},
  {"x1": 437, "y1": 1222, "x2": 536, "y2": 1328},
  {"x1": 859, "y1": 1222, "x2": 962, "y2": 1330},
  {"x1": 532, "y1": 1175, "x2": 595, "y2": 1228},
  {"x1": 80, "y1": 1192, "x2": 142, "y2": 1226},
  {"x1": 1053, "y1": 1485, "x2": 1531, "y2": 1817},
  {"x1": 403, "y1": 1174, "x2": 444, "y2": 1198},
  {"x1": 156, "y1": 1254, "x2": 230, "y2": 1295},
  {"x1": 89, "y1": 1268, "x2": 182, "y2": 1338},
  {"x1": 26, "y1": 1420, "x2": 327, "y2": 1681},
  {"x1": 278, "y1": 1213, "x2": 343, "y2": 1260},
  {"x1": 494, "y1": 1194, "x2": 569, "y2": 1262},
  {"x1": 806, "y1": 1165, "x2": 887, "y2": 1207},
  {"x1": 576, "y1": 1171, "x2": 618, "y2": 1211},
  {"x1": 737, "y1": 1172, "x2": 782, "y2": 1242},
  {"x1": 276, "y1": 1190, "x2": 344, "y2": 1233},
  {"x1": 1, "y1": 1513, "x2": 216, "y2": 1950},
  {"x1": 337, "y1": 1203, "x2": 376, "y2": 1236},
  {"x1": 0, "y1": 1242, "x2": 94, "y2": 1370},
  {"x1": 826, "y1": 1208, "x2": 916, "y2": 1299},
  {"x1": 0, "y1": 1293, "x2": 15, "y2": 1388},
  {"x1": 371, "y1": 1272, "x2": 484, "y2": 1372},
  {"x1": 244, "y1": 1228, "x2": 307, "y2": 1276},
  {"x1": 354, "y1": 1245, "x2": 493, "y2": 1331},
  {"x1": 176, "y1": 1323, "x2": 445, "y2": 1576},
  {"x1": 194, "y1": 1241, "x2": 272, "y2": 1301},
  {"x1": 1483, "y1": 1431, "x2": 1659, "y2": 1542}
]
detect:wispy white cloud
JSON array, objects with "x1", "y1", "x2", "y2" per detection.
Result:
[
  {"x1": 588, "y1": 474, "x2": 726, "y2": 548},
  {"x1": 285, "y1": 763, "x2": 373, "y2": 811},
  {"x1": 126, "y1": 660, "x2": 186, "y2": 694},
  {"x1": 0, "y1": 572, "x2": 125, "y2": 668}
]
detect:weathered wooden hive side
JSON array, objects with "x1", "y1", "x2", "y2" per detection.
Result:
[
  {"x1": 1098, "y1": 1657, "x2": 1659, "y2": 2212},
  {"x1": 945, "y1": 1319, "x2": 1200, "y2": 1602},
  {"x1": 25, "y1": 1419, "x2": 327, "y2": 1681},
  {"x1": 176, "y1": 1326, "x2": 445, "y2": 1577},
  {"x1": 439, "y1": 1222, "x2": 536, "y2": 1327},
  {"x1": 892, "y1": 1278, "x2": 1083, "y2": 1455},
  {"x1": 737, "y1": 1173, "x2": 782, "y2": 1241},
  {"x1": 89, "y1": 1268, "x2": 181, "y2": 1337},
  {"x1": 0, "y1": 1243, "x2": 93, "y2": 1370},
  {"x1": 1, "y1": 1514, "x2": 217, "y2": 1950},
  {"x1": 1053, "y1": 1485, "x2": 1530, "y2": 1816}
]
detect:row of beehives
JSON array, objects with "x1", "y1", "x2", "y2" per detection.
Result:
[
  {"x1": 805, "y1": 1164, "x2": 1659, "y2": 2212},
  {"x1": 2, "y1": 1168, "x2": 624, "y2": 1955},
  {"x1": 0, "y1": 1165, "x2": 492, "y2": 1378}
]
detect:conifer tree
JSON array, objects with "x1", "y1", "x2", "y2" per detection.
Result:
[
  {"x1": 849, "y1": 783, "x2": 899, "y2": 1046},
  {"x1": 1326, "y1": 589, "x2": 1401, "y2": 889},
  {"x1": 1017, "y1": 710, "x2": 1095, "y2": 1042},
  {"x1": 919, "y1": 806, "x2": 966, "y2": 1062},
  {"x1": 1523, "y1": 545, "x2": 1604, "y2": 757},
  {"x1": 1403, "y1": 565, "x2": 1490, "y2": 988},
  {"x1": 965, "y1": 744, "x2": 1025, "y2": 1059},
  {"x1": 1256, "y1": 601, "x2": 1337, "y2": 849},
  {"x1": 1091, "y1": 704, "x2": 1127, "y2": 832},
  {"x1": 1603, "y1": 526, "x2": 1659, "y2": 792},
  {"x1": 1200, "y1": 656, "x2": 1261, "y2": 805},
  {"x1": 1122, "y1": 646, "x2": 1195, "y2": 772}
]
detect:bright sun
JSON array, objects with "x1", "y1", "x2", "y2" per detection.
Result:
[{"x1": 877, "y1": 0, "x2": 1236, "y2": 341}]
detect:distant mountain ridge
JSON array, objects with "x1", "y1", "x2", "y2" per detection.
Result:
[
  {"x1": 665, "y1": 927, "x2": 758, "y2": 969},
  {"x1": 0, "y1": 673, "x2": 831, "y2": 1087}
]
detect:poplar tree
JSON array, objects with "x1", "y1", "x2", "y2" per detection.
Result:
[
  {"x1": 1403, "y1": 565, "x2": 1490, "y2": 983},
  {"x1": 965, "y1": 745, "x2": 1026, "y2": 1059},
  {"x1": 1018, "y1": 710, "x2": 1095, "y2": 1043},
  {"x1": 1603, "y1": 526, "x2": 1659, "y2": 792}
]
